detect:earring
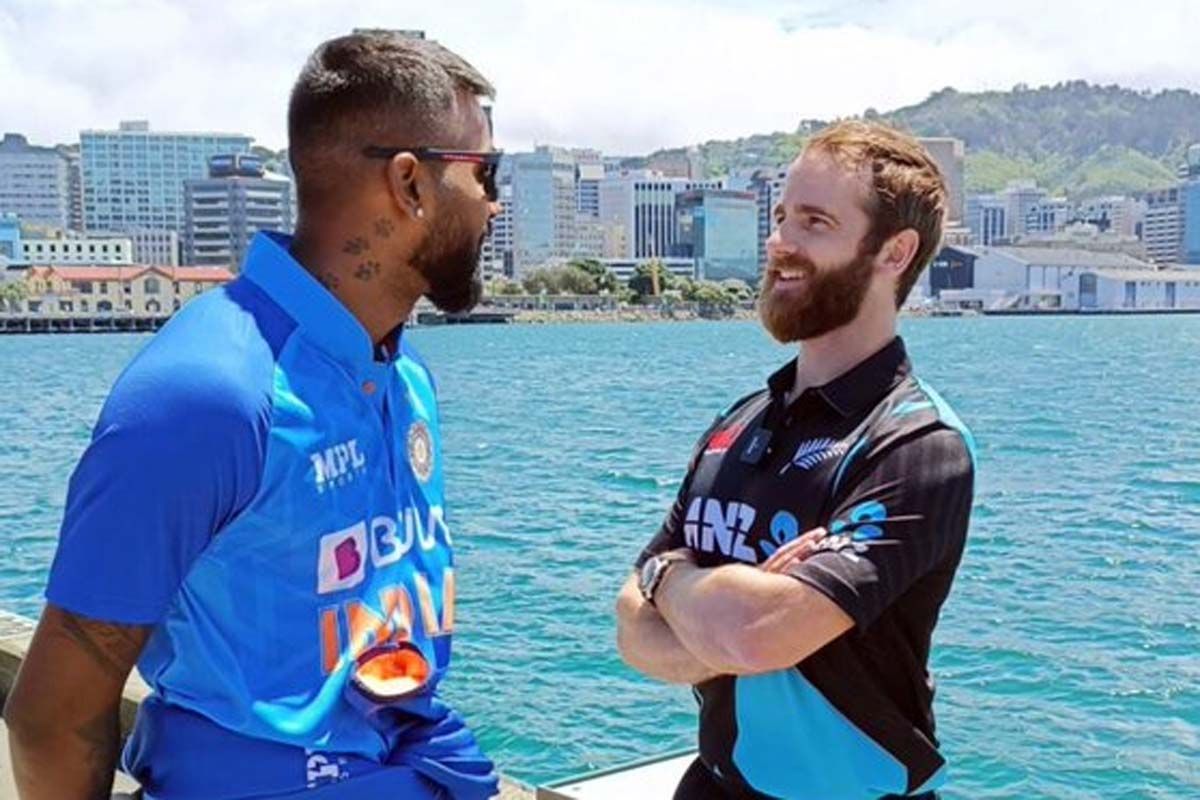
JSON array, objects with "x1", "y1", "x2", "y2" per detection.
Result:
[{"x1": 416, "y1": 207, "x2": 424, "y2": 219}]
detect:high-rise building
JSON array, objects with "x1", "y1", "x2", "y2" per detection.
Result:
[
  {"x1": 673, "y1": 190, "x2": 759, "y2": 281},
  {"x1": 61, "y1": 147, "x2": 85, "y2": 232},
  {"x1": 0, "y1": 133, "x2": 70, "y2": 229},
  {"x1": 966, "y1": 194, "x2": 1008, "y2": 245},
  {"x1": 746, "y1": 167, "x2": 787, "y2": 269},
  {"x1": 919, "y1": 137, "x2": 965, "y2": 223},
  {"x1": 1143, "y1": 187, "x2": 1184, "y2": 264},
  {"x1": 509, "y1": 147, "x2": 578, "y2": 275},
  {"x1": 599, "y1": 171, "x2": 721, "y2": 261},
  {"x1": 1025, "y1": 198, "x2": 1072, "y2": 236},
  {"x1": 81, "y1": 121, "x2": 253, "y2": 235},
  {"x1": 0, "y1": 214, "x2": 23, "y2": 264},
  {"x1": 574, "y1": 149, "x2": 604, "y2": 220},
  {"x1": 1182, "y1": 146, "x2": 1200, "y2": 264},
  {"x1": 1002, "y1": 181, "x2": 1047, "y2": 240},
  {"x1": 183, "y1": 154, "x2": 293, "y2": 268},
  {"x1": 1183, "y1": 181, "x2": 1200, "y2": 265}
]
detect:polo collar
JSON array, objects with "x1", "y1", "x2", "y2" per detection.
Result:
[
  {"x1": 241, "y1": 232, "x2": 398, "y2": 377},
  {"x1": 768, "y1": 336, "x2": 911, "y2": 418}
]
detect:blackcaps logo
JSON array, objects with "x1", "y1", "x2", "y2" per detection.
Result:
[{"x1": 408, "y1": 420, "x2": 434, "y2": 483}]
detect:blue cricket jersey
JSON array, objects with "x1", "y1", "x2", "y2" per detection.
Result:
[{"x1": 46, "y1": 233, "x2": 496, "y2": 799}]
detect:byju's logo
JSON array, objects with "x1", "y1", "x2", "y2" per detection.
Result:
[
  {"x1": 780, "y1": 438, "x2": 848, "y2": 475},
  {"x1": 311, "y1": 439, "x2": 367, "y2": 493},
  {"x1": 683, "y1": 497, "x2": 758, "y2": 564}
]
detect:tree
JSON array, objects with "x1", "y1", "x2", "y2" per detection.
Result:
[
  {"x1": 688, "y1": 280, "x2": 736, "y2": 318},
  {"x1": 567, "y1": 258, "x2": 620, "y2": 294},
  {"x1": 627, "y1": 259, "x2": 680, "y2": 300},
  {"x1": 0, "y1": 280, "x2": 27, "y2": 312},
  {"x1": 520, "y1": 264, "x2": 600, "y2": 295},
  {"x1": 487, "y1": 278, "x2": 524, "y2": 296}
]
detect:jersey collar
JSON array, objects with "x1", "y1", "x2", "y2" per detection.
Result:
[
  {"x1": 769, "y1": 336, "x2": 911, "y2": 418},
  {"x1": 241, "y1": 232, "x2": 397, "y2": 378}
]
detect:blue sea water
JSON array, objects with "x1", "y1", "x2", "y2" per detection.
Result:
[{"x1": 0, "y1": 316, "x2": 1197, "y2": 797}]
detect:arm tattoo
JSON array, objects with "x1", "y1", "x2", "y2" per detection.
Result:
[
  {"x1": 342, "y1": 236, "x2": 370, "y2": 256},
  {"x1": 75, "y1": 706, "x2": 120, "y2": 799},
  {"x1": 373, "y1": 218, "x2": 396, "y2": 239},
  {"x1": 58, "y1": 613, "x2": 145, "y2": 681},
  {"x1": 353, "y1": 260, "x2": 381, "y2": 282}
]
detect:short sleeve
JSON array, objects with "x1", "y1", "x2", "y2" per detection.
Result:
[
  {"x1": 634, "y1": 480, "x2": 690, "y2": 569},
  {"x1": 634, "y1": 392, "x2": 766, "y2": 570},
  {"x1": 45, "y1": 359, "x2": 270, "y2": 625},
  {"x1": 788, "y1": 427, "x2": 974, "y2": 631}
]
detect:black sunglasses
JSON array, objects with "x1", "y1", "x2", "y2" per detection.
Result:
[{"x1": 362, "y1": 146, "x2": 503, "y2": 202}]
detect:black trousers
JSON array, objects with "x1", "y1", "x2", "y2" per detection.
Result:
[{"x1": 673, "y1": 757, "x2": 940, "y2": 800}]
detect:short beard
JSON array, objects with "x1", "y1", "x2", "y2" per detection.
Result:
[
  {"x1": 413, "y1": 215, "x2": 484, "y2": 314},
  {"x1": 757, "y1": 245, "x2": 876, "y2": 343}
]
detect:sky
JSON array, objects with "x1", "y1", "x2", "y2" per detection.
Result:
[{"x1": 2, "y1": 0, "x2": 1199, "y2": 155}]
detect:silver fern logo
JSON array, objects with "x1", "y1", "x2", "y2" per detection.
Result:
[{"x1": 780, "y1": 438, "x2": 848, "y2": 475}]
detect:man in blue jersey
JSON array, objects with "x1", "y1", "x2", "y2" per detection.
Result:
[
  {"x1": 617, "y1": 122, "x2": 974, "y2": 799},
  {"x1": 6, "y1": 32, "x2": 502, "y2": 800}
]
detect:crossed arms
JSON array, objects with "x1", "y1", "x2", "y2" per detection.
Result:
[{"x1": 615, "y1": 529, "x2": 854, "y2": 682}]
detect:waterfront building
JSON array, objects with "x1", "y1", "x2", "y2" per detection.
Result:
[
  {"x1": 599, "y1": 256, "x2": 697, "y2": 283},
  {"x1": 1183, "y1": 164, "x2": 1200, "y2": 264},
  {"x1": 673, "y1": 189, "x2": 759, "y2": 281},
  {"x1": 745, "y1": 167, "x2": 788, "y2": 269},
  {"x1": 966, "y1": 194, "x2": 1008, "y2": 245},
  {"x1": 0, "y1": 134, "x2": 70, "y2": 229},
  {"x1": 1142, "y1": 187, "x2": 1184, "y2": 264},
  {"x1": 599, "y1": 171, "x2": 721, "y2": 261},
  {"x1": 126, "y1": 228, "x2": 181, "y2": 267},
  {"x1": 81, "y1": 120, "x2": 253, "y2": 235},
  {"x1": 0, "y1": 214, "x2": 23, "y2": 264},
  {"x1": 20, "y1": 233, "x2": 133, "y2": 265},
  {"x1": 1079, "y1": 195, "x2": 1145, "y2": 238},
  {"x1": 20, "y1": 265, "x2": 232, "y2": 315},
  {"x1": 509, "y1": 147, "x2": 578, "y2": 275},
  {"x1": 183, "y1": 154, "x2": 293, "y2": 268},
  {"x1": 1002, "y1": 181, "x2": 1047, "y2": 239}
]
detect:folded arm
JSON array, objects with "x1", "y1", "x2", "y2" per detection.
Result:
[
  {"x1": 5, "y1": 604, "x2": 150, "y2": 800},
  {"x1": 615, "y1": 573, "x2": 722, "y2": 685}
]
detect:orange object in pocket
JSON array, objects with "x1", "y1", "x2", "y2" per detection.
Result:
[{"x1": 352, "y1": 643, "x2": 431, "y2": 700}]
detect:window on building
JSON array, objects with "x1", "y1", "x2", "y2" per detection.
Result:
[
  {"x1": 144, "y1": 277, "x2": 161, "y2": 294},
  {"x1": 79, "y1": 282, "x2": 93, "y2": 294}
]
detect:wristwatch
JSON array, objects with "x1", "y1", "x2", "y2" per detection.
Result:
[{"x1": 639, "y1": 551, "x2": 692, "y2": 607}]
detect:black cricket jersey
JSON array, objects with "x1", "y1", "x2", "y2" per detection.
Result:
[{"x1": 637, "y1": 337, "x2": 975, "y2": 800}]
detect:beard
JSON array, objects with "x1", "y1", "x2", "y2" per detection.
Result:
[
  {"x1": 757, "y1": 246, "x2": 876, "y2": 343},
  {"x1": 413, "y1": 214, "x2": 486, "y2": 314}
]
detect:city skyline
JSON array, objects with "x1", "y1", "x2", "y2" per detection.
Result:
[{"x1": 3, "y1": 1, "x2": 1200, "y2": 154}]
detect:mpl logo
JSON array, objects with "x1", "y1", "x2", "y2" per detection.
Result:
[
  {"x1": 311, "y1": 438, "x2": 367, "y2": 493},
  {"x1": 683, "y1": 496, "x2": 758, "y2": 564}
]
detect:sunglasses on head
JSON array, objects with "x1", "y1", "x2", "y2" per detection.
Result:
[{"x1": 362, "y1": 146, "x2": 503, "y2": 202}]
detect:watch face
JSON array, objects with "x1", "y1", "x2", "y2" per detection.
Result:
[{"x1": 640, "y1": 558, "x2": 659, "y2": 596}]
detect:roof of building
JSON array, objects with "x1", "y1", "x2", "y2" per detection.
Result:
[
  {"x1": 1089, "y1": 268, "x2": 1200, "y2": 283},
  {"x1": 986, "y1": 246, "x2": 1153, "y2": 270},
  {"x1": 27, "y1": 265, "x2": 234, "y2": 282}
]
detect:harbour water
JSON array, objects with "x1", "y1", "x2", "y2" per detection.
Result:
[{"x1": 0, "y1": 316, "x2": 1197, "y2": 797}]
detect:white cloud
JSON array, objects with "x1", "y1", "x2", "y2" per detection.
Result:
[{"x1": 2, "y1": 0, "x2": 1199, "y2": 154}]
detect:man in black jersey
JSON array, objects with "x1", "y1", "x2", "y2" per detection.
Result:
[{"x1": 616, "y1": 120, "x2": 975, "y2": 800}]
